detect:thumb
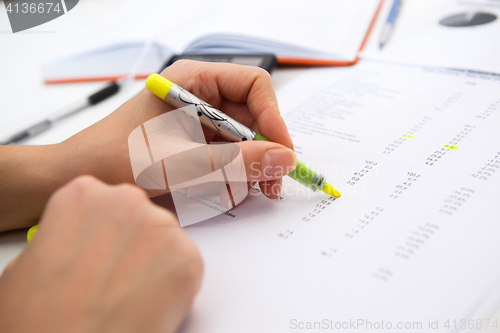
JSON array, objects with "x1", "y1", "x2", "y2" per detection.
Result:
[{"x1": 237, "y1": 141, "x2": 296, "y2": 182}]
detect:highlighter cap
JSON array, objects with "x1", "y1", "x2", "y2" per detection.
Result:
[
  {"x1": 145, "y1": 73, "x2": 173, "y2": 100},
  {"x1": 27, "y1": 225, "x2": 38, "y2": 242}
]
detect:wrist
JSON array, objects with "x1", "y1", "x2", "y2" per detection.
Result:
[{"x1": 60, "y1": 121, "x2": 135, "y2": 186}]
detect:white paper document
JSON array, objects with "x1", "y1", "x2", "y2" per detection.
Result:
[
  {"x1": 181, "y1": 60, "x2": 500, "y2": 333},
  {"x1": 361, "y1": 0, "x2": 500, "y2": 75}
]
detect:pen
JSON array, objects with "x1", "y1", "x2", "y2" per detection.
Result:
[
  {"x1": 0, "y1": 82, "x2": 120, "y2": 145},
  {"x1": 145, "y1": 73, "x2": 341, "y2": 198},
  {"x1": 379, "y1": 0, "x2": 402, "y2": 49}
]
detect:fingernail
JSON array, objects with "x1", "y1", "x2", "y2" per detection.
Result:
[{"x1": 263, "y1": 148, "x2": 296, "y2": 176}]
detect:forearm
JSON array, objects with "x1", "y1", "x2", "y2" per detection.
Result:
[
  {"x1": 0, "y1": 95, "x2": 151, "y2": 232},
  {"x1": 0, "y1": 140, "x2": 113, "y2": 232},
  {"x1": 0, "y1": 127, "x2": 137, "y2": 233},
  {"x1": 0, "y1": 145, "x2": 62, "y2": 231}
]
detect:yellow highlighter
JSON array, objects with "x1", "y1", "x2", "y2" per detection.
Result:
[{"x1": 145, "y1": 73, "x2": 340, "y2": 198}]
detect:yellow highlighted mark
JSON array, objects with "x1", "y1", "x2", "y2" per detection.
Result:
[
  {"x1": 402, "y1": 134, "x2": 414, "y2": 138},
  {"x1": 443, "y1": 145, "x2": 458, "y2": 150},
  {"x1": 322, "y1": 183, "x2": 341, "y2": 198}
]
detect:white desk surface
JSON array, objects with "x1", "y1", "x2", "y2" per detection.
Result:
[{"x1": 1, "y1": 1, "x2": 499, "y2": 332}]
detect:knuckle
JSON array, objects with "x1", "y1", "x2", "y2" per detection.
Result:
[
  {"x1": 66, "y1": 175, "x2": 100, "y2": 195},
  {"x1": 251, "y1": 65, "x2": 272, "y2": 81},
  {"x1": 249, "y1": 68, "x2": 273, "y2": 100},
  {"x1": 49, "y1": 175, "x2": 99, "y2": 205}
]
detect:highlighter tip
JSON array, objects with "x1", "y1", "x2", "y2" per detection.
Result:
[{"x1": 322, "y1": 183, "x2": 341, "y2": 198}]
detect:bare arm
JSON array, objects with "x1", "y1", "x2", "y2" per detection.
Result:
[
  {"x1": 0, "y1": 61, "x2": 295, "y2": 232},
  {"x1": 0, "y1": 145, "x2": 63, "y2": 232}
]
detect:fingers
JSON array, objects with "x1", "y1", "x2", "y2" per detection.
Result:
[
  {"x1": 237, "y1": 140, "x2": 296, "y2": 182},
  {"x1": 260, "y1": 178, "x2": 283, "y2": 200},
  {"x1": 160, "y1": 60, "x2": 294, "y2": 149},
  {"x1": 182, "y1": 140, "x2": 294, "y2": 204},
  {"x1": 29, "y1": 176, "x2": 149, "y2": 263},
  {"x1": 218, "y1": 181, "x2": 249, "y2": 210},
  {"x1": 175, "y1": 139, "x2": 294, "y2": 192},
  {"x1": 6, "y1": 176, "x2": 203, "y2": 333},
  {"x1": 204, "y1": 140, "x2": 294, "y2": 201}
]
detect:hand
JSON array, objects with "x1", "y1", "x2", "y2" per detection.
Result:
[
  {"x1": 62, "y1": 60, "x2": 295, "y2": 199},
  {"x1": 0, "y1": 61, "x2": 295, "y2": 232},
  {"x1": 0, "y1": 176, "x2": 203, "y2": 333}
]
